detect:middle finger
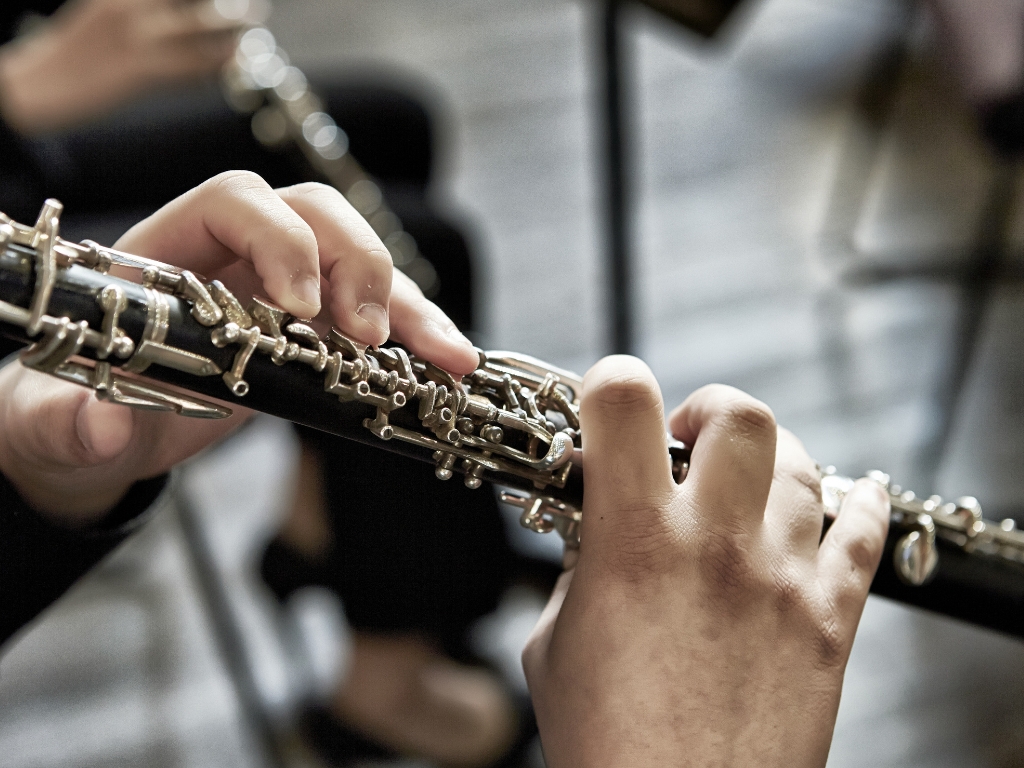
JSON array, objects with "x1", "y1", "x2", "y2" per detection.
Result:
[{"x1": 275, "y1": 182, "x2": 394, "y2": 347}]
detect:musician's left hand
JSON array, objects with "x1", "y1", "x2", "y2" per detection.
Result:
[
  {"x1": 0, "y1": 171, "x2": 478, "y2": 525},
  {"x1": 0, "y1": 0, "x2": 261, "y2": 135}
]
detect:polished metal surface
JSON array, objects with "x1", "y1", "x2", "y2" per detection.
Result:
[{"x1": 823, "y1": 468, "x2": 1024, "y2": 586}]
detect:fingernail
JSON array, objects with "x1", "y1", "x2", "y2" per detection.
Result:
[
  {"x1": 75, "y1": 401, "x2": 95, "y2": 455},
  {"x1": 447, "y1": 325, "x2": 474, "y2": 349},
  {"x1": 858, "y1": 477, "x2": 891, "y2": 505},
  {"x1": 356, "y1": 302, "x2": 389, "y2": 337},
  {"x1": 290, "y1": 275, "x2": 322, "y2": 315}
]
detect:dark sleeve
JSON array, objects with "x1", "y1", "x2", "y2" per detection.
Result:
[
  {"x1": 0, "y1": 337, "x2": 20, "y2": 360},
  {"x1": 0, "y1": 470, "x2": 168, "y2": 647}
]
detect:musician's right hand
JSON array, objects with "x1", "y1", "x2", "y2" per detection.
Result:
[
  {"x1": 0, "y1": 0, "x2": 264, "y2": 135},
  {"x1": 0, "y1": 171, "x2": 477, "y2": 525},
  {"x1": 522, "y1": 358, "x2": 890, "y2": 767}
]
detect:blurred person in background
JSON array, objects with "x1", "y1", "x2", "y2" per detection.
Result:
[
  {"x1": 927, "y1": 0, "x2": 1024, "y2": 155},
  {"x1": 0, "y1": 2, "x2": 540, "y2": 765}
]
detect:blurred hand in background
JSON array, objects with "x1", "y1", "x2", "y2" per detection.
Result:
[{"x1": 0, "y1": 0, "x2": 267, "y2": 135}]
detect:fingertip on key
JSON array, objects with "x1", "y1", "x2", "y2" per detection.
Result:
[
  {"x1": 444, "y1": 326, "x2": 480, "y2": 373},
  {"x1": 355, "y1": 302, "x2": 390, "y2": 345},
  {"x1": 289, "y1": 275, "x2": 322, "y2": 317},
  {"x1": 77, "y1": 397, "x2": 133, "y2": 463},
  {"x1": 852, "y1": 476, "x2": 891, "y2": 508}
]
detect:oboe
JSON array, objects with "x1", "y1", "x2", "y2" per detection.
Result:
[
  {"x1": 2, "y1": 201, "x2": 1024, "y2": 638},
  {"x1": 221, "y1": 27, "x2": 441, "y2": 299}
]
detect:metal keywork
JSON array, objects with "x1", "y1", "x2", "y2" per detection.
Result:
[
  {"x1": 26, "y1": 200, "x2": 61, "y2": 336},
  {"x1": 21, "y1": 316, "x2": 88, "y2": 374},
  {"x1": 85, "y1": 361, "x2": 231, "y2": 419},
  {"x1": 0, "y1": 203, "x2": 588, "y2": 512},
  {"x1": 502, "y1": 491, "x2": 583, "y2": 548},
  {"x1": 5, "y1": 204, "x2": 233, "y2": 421},
  {"x1": 95, "y1": 285, "x2": 135, "y2": 360},
  {"x1": 821, "y1": 467, "x2": 1024, "y2": 586},
  {"x1": 316, "y1": 333, "x2": 583, "y2": 496},
  {"x1": 895, "y1": 521, "x2": 939, "y2": 587}
]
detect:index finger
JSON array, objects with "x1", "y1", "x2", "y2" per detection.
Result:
[
  {"x1": 388, "y1": 271, "x2": 480, "y2": 374},
  {"x1": 577, "y1": 356, "x2": 676, "y2": 552},
  {"x1": 115, "y1": 171, "x2": 324, "y2": 321}
]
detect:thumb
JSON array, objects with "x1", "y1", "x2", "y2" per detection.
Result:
[
  {"x1": 76, "y1": 395, "x2": 136, "y2": 463},
  {"x1": 1, "y1": 366, "x2": 134, "y2": 471},
  {"x1": 578, "y1": 356, "x2": 675, "y2": 550}
]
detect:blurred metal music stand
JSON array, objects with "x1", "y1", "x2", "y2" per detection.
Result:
[
  {"x1": 811, "y1": 16, "x2": 1024, "y2": 495},
  {"x1": 597, "y1": 0, "x2": 741, "y2": 354}
]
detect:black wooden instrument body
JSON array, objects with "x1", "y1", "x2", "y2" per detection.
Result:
[{"x1": 1, "y1": 242, "x2": 1021, "y2": 640}]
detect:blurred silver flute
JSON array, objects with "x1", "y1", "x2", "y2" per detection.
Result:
[{"x1": 221, "y1": 26, "x2": 441, "y2": 299}]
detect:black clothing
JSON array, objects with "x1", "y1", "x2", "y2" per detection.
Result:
[
  {"x1": 981, "y1": 94, "x2": 1024, "y2": 157},
  {"x1": 0, "y1": 336, "x2": 168, "y2": 648},
  {"x1": 0, "y1": 2, "x2": 66, "y2": 226},
  {"x1": 0, "y1": 2, "x2": 64, "y2": 44},
  {"x1": 0, "y1": 467, "x2": 167, "y2": 647},
  {"x1": 0, "y1": 0, "x2": 473, "y2": 325},
  {"x1": 265, "y1": 425, "x2": 514, "y2": 652},
  {"x1": 0, "y1": 471, "x2": 167, "y2": 646}
]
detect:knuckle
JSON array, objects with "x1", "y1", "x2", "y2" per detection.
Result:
[
  {"x1": 832, "y1": 504, "x2": 888, "y2": 576},
  {"x1": 770, "y1": 565, "x2": 806, "y2": 614},
  {"x1": 279, "y1": 220, "x2": 318, "y2": 250},
  {"x1": 718, "y1": 398, "x2": 776, "y2": 440},
  {"x1": 340, "y1": 239, "x2": 394, "y2": 287},
  {"x1": 842, "y1": 526, "x2": 884, "y2": 573},
  {"x1": 775, "y1": 463, "x2": 822, "y2": 502},
  {"x1": 590, "y1": 372, "x2": 661, "y2": 418},
  {"x1": 364, "y1": 241, "x2": 395, "y2": 273},
  {"x1": 602, "y1": 508, "x2": 679, "y2": 581},
  {"x1": 339, "y1": 224, "x2": 392, "y2": 274},
  {"x1": 205, "y1": 169, "x2": 267, "y2": 197},
  {"x1": 285, "y1": 181, "x2": 336, "y2": 200}
]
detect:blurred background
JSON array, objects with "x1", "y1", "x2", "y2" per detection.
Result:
[{"x1": 3, "y1": 0, "x2": 1024, "y2": 765}]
